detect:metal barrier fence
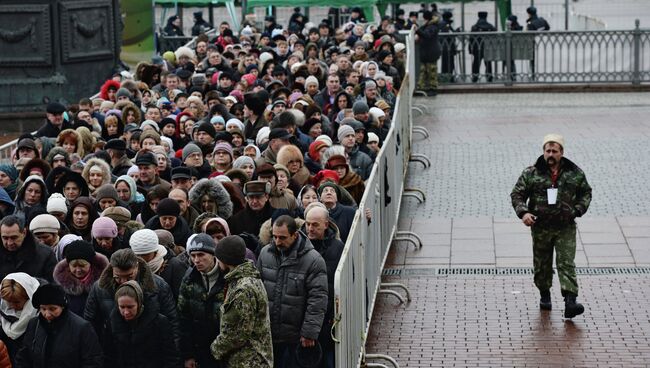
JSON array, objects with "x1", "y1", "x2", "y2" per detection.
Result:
[
  {"x1": 333, "y1": 27, "x2": 416, "y2": 368},
  {"x1": 434, "y1": 21, "x2": 650, "y2": 85}
]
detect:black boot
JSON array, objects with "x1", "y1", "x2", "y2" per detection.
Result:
[
  {"x1": 564, "y1": 293, "x2": 584, "y2": 318},
  {"x1": 539, "y1": 290, "x2": 552, "y2": 310}
]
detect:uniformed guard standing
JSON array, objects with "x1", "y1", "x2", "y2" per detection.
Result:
[{"x1": 511, "y1": 134, "x2": 592, "y2": 318}]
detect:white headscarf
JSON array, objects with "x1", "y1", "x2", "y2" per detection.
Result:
[{"x1": 0, "y1": 273, "x2": 40, "y2": 340}]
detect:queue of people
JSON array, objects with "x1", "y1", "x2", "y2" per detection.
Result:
[{"x1": 0, "y1": 7, "x2": 406, "y2": 368}]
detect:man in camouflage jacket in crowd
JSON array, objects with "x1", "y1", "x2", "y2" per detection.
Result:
[
  {"x1": 211, "y1": 235, "x2": 273, "y2": 367},
  {"x1": 511, "y1": 134, "x2": 592, "y2": 318}
]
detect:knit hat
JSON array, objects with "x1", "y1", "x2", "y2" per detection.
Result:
[
  {"x1": 233, "y1": 155, "x2": 255, "y2": 169},
  {"x1": 543, "y1": 134, "x2": 564, "y2": 149},
  {"x1": 156, "y1": 198, "x2": 181, "y2": 217},
  {"x1": 312, "y1": 170, "x2": 340, "y2": 186},
  {"x1": 352, "y1": 101, "x2": 369, "y2": 115},
  {"x1": 367, "y1": 132, "x2": 380, "y2": 144},
  {"x1": 95, "y1": 184, "x2": 119, "y2": 202},
  {"x1": 101, "y1": 206, "x2": 131, "y2": 226},
  {"x1": 305, "y1": 76, "x2": 319, "y2": 89},
  {"x1": 186, "y1": 233, "x2": 216, "y2": 254},
  {"x1": 64, "y1": 240, "x2": 95, "y2": 263},
  {"x1": 47, "y1": 193, "x2": 68, "y2": 215},
  {"x1": 182, "y1": 143, "x2": 202, "y2": 162},
  {"x1": 140, "y1": 120, "x2": 160, "y2": 133},
  {"x1": 130, "y1": 229, "x2": 160, "y2": 255},
  {"x1": 91, "y1": 216, "x2": 118, "y2": 238},
  {"x1": 32, "y1": 284, "x2": 67, "y2": 308},
  {"x1": 318, "y1": 182, "x2": 342, "y2": 199},
  {"x1": 308, "y1": 140, "x2": 329, "y2": 161},
  {"x1": 29, "y1": 214, "x2": 60, "y2": 234},
  {"x1": 213, "y1": 142, "x2": 234, "y2": 160},
  {"x1": 197, "y1": 122, "x2": 217, "y2": 139},
  {"x1": 256, "y1": 127, "x2": 271, "y2": 146},
  {"x1": 214, "y1": 235, "x2": 246, "y2": 266},
  {"x1": 337, "y1": 124, "x2": 355, "y2": 142},
  {"x1": 315, "y1": 135, "x2": 333, "y2": 147},
  {"x1": 154, "y1": 229, "x2": 175, "y2": 249},
  {"x1": 139, "y1": 130, "x2": 161, "y2": 145},
  {"x1": 210, "y1": 115, "x2": 226, "y2": 128}
]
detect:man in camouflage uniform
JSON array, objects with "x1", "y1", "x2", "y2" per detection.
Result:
[
  {"x1": 210, "y1": 235, "x2": 273, "y2": 367},
  {"x1": 415, "y1": 10, "x2": 441, "y2": 96},
  {"x1": 511, "y1": 134, "x2": 592, "y2": 318}
]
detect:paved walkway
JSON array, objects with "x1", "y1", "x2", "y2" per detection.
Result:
[{"x1": 366, "y1": 92, "x2": 650, "y2": 367}]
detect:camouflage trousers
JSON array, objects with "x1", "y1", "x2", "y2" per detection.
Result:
[
  {"x1": 418, "y1": 62, "x2": 438, "y2": 90},
  {"x1": 531, "y1": 224, "x2": 579, "y2": 296}
]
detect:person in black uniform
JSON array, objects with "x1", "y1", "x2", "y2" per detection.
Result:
[{"x1": 469, "y1": 12, "x2": 496, "y2": 82}]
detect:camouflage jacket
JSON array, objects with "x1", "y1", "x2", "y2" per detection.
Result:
[
  {"x1": 177, "y1": 265, "x2": 226, "y2": 364},
  {"x1": 511, "y1": 156, "x2": 592, "y2": 228},
  {"x1": 210, "y1": 261, "x2": 273, "y2": 368}
]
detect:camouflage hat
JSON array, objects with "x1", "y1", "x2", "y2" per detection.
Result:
[{"x1": 543, "y1": 134, "x2": 564, "y2": 149}]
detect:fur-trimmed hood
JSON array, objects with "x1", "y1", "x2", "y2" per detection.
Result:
[
  {"x1": 188, "y1": 178, "x2": 234, "y2": 219},
  {"x1": 100, "y1": 79, "x2": 121, "y2": 101},
  {"x1": 98, "y1": 257, "x2": 156, "y2": 293},
  {"x1": 56, "y1": 129, "x2": 85, "y2": 157},
  {"x1": 82, "y1": 157, "x2": 112, "y2": 193},
  {"x1": 277, "y1": 144, "x2": 304, "y2": 167},
  {"x1": 53, "y1": 253, "x2": 109, "y2": 296}
]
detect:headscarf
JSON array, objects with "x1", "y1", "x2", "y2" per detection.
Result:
[
  {"x1": 115, "y1": 280, "x2": 144, "y2": 319},
  {"x1": 115, "y1": 175, "x2": 139, "y2": 204},
  {"x1": 0, "y1": 164, "x2": 19, "y2": 200},
  {"x1": 0, "y1": 273, "x2": 40, "y2": 339}
]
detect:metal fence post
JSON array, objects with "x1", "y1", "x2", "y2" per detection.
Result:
[
  {"x1": 505, "y1": 29, "x2": 513, "y2": 86},
  {"x1": 633, "y1": 19, "x2": 641, "y2": 85}
]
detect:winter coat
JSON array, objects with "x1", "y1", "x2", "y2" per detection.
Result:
[
  {"x1": 306, "y1": 226, "x2": 344, "y2": 348},
  {"x1": 268, "y1": 187, "x2": 297, "y2": 211},
  {"x1": 348, "y1": 146, "x2": 373, "y2": 181},
  {"x1": 35, "y1": 119, "x2": 74, "y2": 138},
  {"x1": 0, "y1": 233, "x2": 56, "y2": 282},
  {"x1": 112, "y1": 155, "x2": 133, "y2": 177},
  {"x1": 329, "y1": 203, "x2": 356, "y2": 243},
  {"x1": 145, "y1": 216, "x2": 193, "y2": 248},
  {"x1": 511, "y1": 156, "x2": 591, "y2": 229},
  {"x1": 256, "y1": 233, "x2": 328, "y2": 344},
  {"x1": 177, "y1": 265, "x2": 226, "y2": 368},
  {"x1": 157, "y1": 250, "x2": 188, "y2": 300},
  {"x1": 339, "y1": 170, "x2": 366, "y2": 205},
  {"x1": 228, "y1": 202, "x2": 274, "y2": 237},
  {"x1": 210, "y1": 261, "x2": 273, "y2": 368},
  {"x1": 15, "y1": 310, "x2": 103, "y2": 368},
  {"x1": 469, "y1": 18, "x2": 497, "y2": 55},
  {"x1": 83, "y1": 257, "x2": 179, "y2": 345},
  {"x1": 416, "y1": 17, "x2": 442, "y2": 62},
  {"x1": 104, "y1": 305, "x2": 180, "y2": 368},
  {"x1": 53, "y1": 254, "x2": 109, "y2": 317},
  {"x1": 244, "y1": 115, "x2": 268, "y2": 141},
  {"x1": 13, "y1": 176, "x2": 48, "y2": 223},
  {"x1": 188, "y1": 178, "x2": 234, "y2": 220}
]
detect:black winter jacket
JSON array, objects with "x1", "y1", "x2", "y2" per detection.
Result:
[
  {"x1": 328, "y1": 203, "x2": 356, "y2": 243},
  {"x1": 145, "y1": 216, "x2": 193, "y2": 248},
  {"x1": 256, "y1": 233, "x2": 328, "y2": 344},
  {"x1": 15, "y1": 310, "x2": 103, "y2": 368},
  {"x1": 416, "y1": 18, "x2": 442, "y2": 62},
  {"x1": 0, "y1": 233, "x2": 56, "y2": 282},
  {"x1": 104, "y1": 305, "x2": 181, "y2": 368},
  {"x1": 83, "y1": 258, "x2": 179, "y2": 345}
]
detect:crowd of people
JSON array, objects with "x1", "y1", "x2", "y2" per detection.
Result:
[{"x1": 0, "y1": 6, "x2": 412, "y2": 368}]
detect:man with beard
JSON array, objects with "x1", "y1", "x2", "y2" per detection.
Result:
[{"x1": 511, "y1": 134, "x2": 591, "y2": 319}]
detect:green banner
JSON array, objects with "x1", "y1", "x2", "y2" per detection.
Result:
[{"x1": 121, "y1": 0, "x2": 156, "y2": 68}]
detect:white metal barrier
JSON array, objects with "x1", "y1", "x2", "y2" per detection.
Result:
[{"x1": 333, "y1": 27, "x2": 419, "y2": 368}]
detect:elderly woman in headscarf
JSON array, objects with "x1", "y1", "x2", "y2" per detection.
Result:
[
  {"x1": 13, "y1": 176, "x2": 48, "y2": 222},
  {"x1": 104, "y1": 280, "x2": 180, "y2": 368},
  {"x1": 0, "y1": 165, "x2": 19, "y2": 200},
  {"x1": 0, "y1": 272, "x2": 41, "y2": 363}
]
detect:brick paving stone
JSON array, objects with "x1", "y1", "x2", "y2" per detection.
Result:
[{"x1": 367, "y1": 274, "x2": 650, "y2": 367}]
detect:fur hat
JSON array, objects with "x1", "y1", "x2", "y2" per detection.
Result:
[
  {"x1": 64, "y1": 240, "x2": 95, "y2": 263},
  {"x1": 32, "y1": 284, "x2": 67, "y2": 308}
]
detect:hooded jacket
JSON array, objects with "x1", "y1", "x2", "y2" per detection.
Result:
[
  {"x1": 83, "y1": 257, "x2": 179, "y2": 345},
  {"x1": 53, "y1": 170, "x2": 90, "y2": 200},
  {"x1": 81, "y1": 158, "x2": 112, "y2": 196},
  {"x1": 53, "y1": 253, "x2": 109, "y2": 316},
  {"x1": 210, "y1": 261, "x2": 273, "y2": 367},
  {"x1": 13, "y1": 176, "x2": 48, "y2": 222},
  {"x1": 256, "y1": 232, "x2": 328, "y2": 344},
  {"x1": 188, "y1": 178, "x2": 234, "y2": 220},
  {"x1": 0, "y1": 231, "x2": 56, "y2": 283}
]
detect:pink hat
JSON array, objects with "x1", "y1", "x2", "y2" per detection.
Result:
[
  {"x1": 241, "y1": 74, "x2": 257, "y2": 87},
  {"x1": 229, "y1": 89, "x2": 244, "y2": 103},
  {"x1": 91, "y1": 217, "x2": 118, "y2": 239}
]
